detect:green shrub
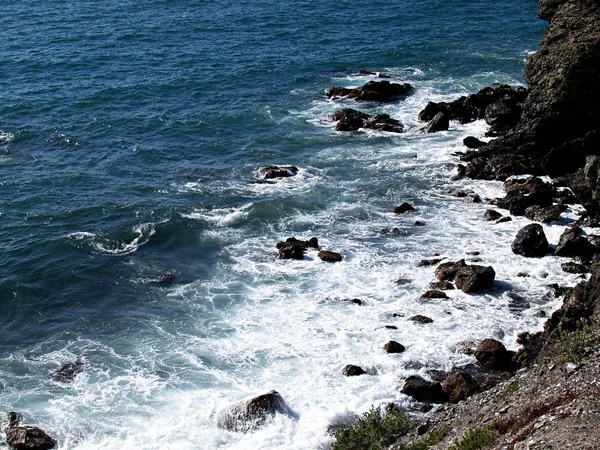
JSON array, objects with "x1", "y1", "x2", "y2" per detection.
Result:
[
  {"x1": 448, "y1": 420, "x2": 506, "y2": 450},
  {"x1": 332, "y1": 404, "x2": 412, "y2": 450},
  {"x1": 555, "y1": 319, "x2": 599, "y2": 364},
  {"x1": 500, "y1": 382, "x2": 518, "y2": 400},
  {"x1": 398, "y1": 426, "x2": 449, "y2": 450}
]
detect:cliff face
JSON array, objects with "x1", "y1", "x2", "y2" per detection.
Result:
[{"x1": 464, "y1": 0, "x2": 600, "y2": 183}]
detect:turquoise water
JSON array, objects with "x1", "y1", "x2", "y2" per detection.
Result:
[{"x1": 0, "y1": 1, "x2": 553, "y2": 449}]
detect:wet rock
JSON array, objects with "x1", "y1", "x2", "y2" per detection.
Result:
[
  {"x1": 484, "y1": 98, "x2": 522, "y2": 134},
  {"x1": 474, "y1": 339, "x2": 515, "y2": 371},
  {"x1": 454, "y1": 265, "x2": 495, "y2": 293},
  {"x1": 401, "y1": 375, "x2": 448, "y2": 403},
  {"x1": 51, "y1": 360, "x2": 84, "y2": 382},
  {"x1": 435, "y1": 259, "x2": 467, "y2": 282},
  {"x1": 152, "y1": 273, "x2": 175, "y2": 285},
  {"x1": 420, "y1": 290, "x2": 449, "y2": 299},
  {"x1": 393, "y1": 202, "x2": 415, "y2": 214},
  {"x1": 511, "y1": 224, "x2": 548, "y2": 257},
  {"x1": 463, "y1": 136, "x2": 486, "y2": 149},
  {"x1": 554, "y1": 227, "x2": 591, "y2": 257},
  {"x1": 276, "y1": 237, "x2": 319, "y2": 260},
  {"x1": 331, "y1": 108, "x2": 404, "y2": 133},
  {"x1": 327, "y1": 80, "x2": 413, "y2": 102},
  {"x1": 442, "y1": 372, "x2": 480, "y2": 403},
  {"x1": 507, "y1": 292, "x2": 531, "y2": 314},
  {"x1": 495, "y1": 177, "x2": 555, "y2": 216},
  {"x1": 424, "y1": 112, "x2": 450, "y2": 133},
  {"x1": 524, "y1": 204, "x2": 566, "y2": 223},
  {"x1": 259, "y1": 165, "x2": 299, "y2": 179},
  {"x1": 418, "y1": 258, "x2": 444, "y2": 267},
  {"x1": 429, "y1": 281, "x2": 455, "y2": 290},
  {"x1": 496, "y1": 216, "x2": 512, "y2": 223},
  {"x1": 381, "y1": 227, "x2": 403, "y2": 236},
  {"x1": 5, "y1": 412, "x2": 56, "y2": 450},
  {"x1": 318, "y1": 250, "x2": 343, "y2": 262},
  {"x1": 216, "y1": 391, "x2": 294, "y2": 433},
  {"x1": 384, "y1": 325, "x2": 398, "y2": 330},
  {"x1": 346, "y1": 298, "x2": 362, "y2": 305},
  {"x1": 484, "y1": 209, "x2": 503, "y2": 221},
  {"x1": 395, "y1": 278, "x2": 412, "y2": 285},
  {"x1": 343, "y1": 365, "x2": 366, "y2": 376},
  {"x1": 364, "y1": 114, "x2": 404, "y2": 133},
  {"x1": 414, "y1": 220, "x2": 426, "y2": 226},
  {"x1": 409, "y1": 315, "x2": 433, "y2": 324},
  {"x1": 453, "y1": 340, "x2": 478, "y2": 355},
  {"x1": 384, "y1": 341, "x2": 406, "y2": 354},
  {"x1": 561, "y1": 262, "x2": 590, "y2": 274}
]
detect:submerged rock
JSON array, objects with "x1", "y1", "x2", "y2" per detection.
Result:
[
  {"x1": 216, "y1": 391, "x2": 293, "y2": 433},
  {"x1": 259, "y1": 165, "x2": 299, "y2": 179},
  {"x1": 331, "y1": 108, "x2": 404, "y2": 132},
  {"x1": 484, "y1": 209, "x2": 503, "y2": 221},
  {"x1": 276, "y1": 237, "x2": 319, "y2": 260},
  {"x1": 51, "y1": 360, "x2": 84, "y2": 382},
  {"x1": 5, "y1": 412, "x2": 57, "y2": 450},
  {"x1": 393, "y1": 202, "x2": 415, "y2": 214}
]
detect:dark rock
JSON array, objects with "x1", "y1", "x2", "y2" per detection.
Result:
[
  {"x1": 346, "y1": 298, "x2": 362, "y2": 305},
  {"x1": 463, "y1": 136, "x2": 486, "y2": 149},
  {"x1": 435, "y1": 259, "x2": 467, "y2": 282},
  {"x1": 51, "y1": 360, "x2": 84, "y2": 382},
  {"x1": 276, "y1": 237, "x2": 319, "y2": 260},
  {"x1": 524, "y1": 204, "x2": 566, "y2": 223},
  {"x1": 474, "y1": 339, "x2": 515, "y2": 371},
  {"x1": 453, "y1": 340, "x2": 478, "y2": 355},
  {"x1": 401, "y1": 375, "x2": 448, "y2": 403},
  {"x1": 395, "y1": 278, "x2": 412, "y2": 285},
  {"x1": 216, "y1": 391, "x2": 293, "y2": 432},
  {"x1": 511, "y1": 224, "x2": 549, "y2": 257},
  {"x1": 507, "y1": 292, "x2": 531, "y2": 313},
  {"x1": 385, "y1": 325, "x2": 398, "y2": 330},
  {"x1": 496, "y1": 216, "x2": 512, "y2": 223},
  {"x1": 343, "y1": 365, "x2": 366, "y2": 376},
  {"x1": 259, "y1": 165, "x2": 299, "y2": 179},
  {"x1": 318, "y1": 250, "x2": 343, "y2": 262},
  {"x1": 359, "y1": 69, "x2": 376, "y2": 75},
  {"x1": 425, "y1": 112, "x2": 450, "y2": 133},
  {"x1": 495, "y1": 177, "x2": 555, "y2": 216},
  {"x1": 393, "y1": 202, "x2": 415, "y2": 214},
  {"x1": 418, "y1": 258, "x2": 444, "y2": 267},
  {"x1": 409, "y1": 315, "x2": 433, "y2": 324},
  {"x1": 420, "y1": 290, "x2": 449, "y2": 299},
  {"x1": 554, "y1": 227, "x2": 591, "y2": 257},
  {"x1": 327, "y1": 80, "x2": 413, "y2": 102},
  {"x1": 429, "y1": 281, "x2": 454, "y2": 290},
  {"x1": 364, "y1": 114, "x2": 404, "y2": 133},
  {"x1": 331, "y1": 108, "x2": 404, "y2": 133},
  {"x1": 442, "y1": 372, "x2": 480, "y2": 403},
  {"x1": 484, "y1": 98, "x2": 522, "y2": 134},
  {"x1": 454, "y1": 265, "x2": 495, "y2": 293},
  {"x1": 5, "y1": 413, "x2": 56, "y2": 450},
  {"x1": 384, "y1": 341, "x2": 406, "y2": 354},
  {"x1": 414, "y1": 221, "x2": 426, "y2": 226},
  {"x1": 561, "y1": 262, "x2": 590, "y2": 274},
  {"x1": 484, "y1": 209, "x2": 503, "y2": 221},
  {"x1": 152, "y1": 273, "x2": 175, "y2": 285}
]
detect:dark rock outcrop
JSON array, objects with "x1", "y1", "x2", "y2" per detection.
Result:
[
  {"x1": 331, "y1": 108, "x2": 404, "y2": 133},
  {"x1": 484, "y1": 209, "x2": 503, "y2": 221},
  {"x1": 463, "y1": 136, "x2": 486, "y2": 149},
  {"x1": 442, "y1": 372, "x2": 480, "y2": 403},
  {"x1": 554, "y1": 226, "x2": 592, "y2": 257},
  {"x1": 524, "y1": 204, "x2": 566, "y2": 223},
  {"x1": 511, "y1": 224, "x2": 549, "y2": 257},
  {"x1": 424, "y1": 112, "x2": 449, "y2": 133},
  {"x1": 474, "y1": 339, "x2": 515, "y2": 372},
  {"x1": 393, "y1": 202, "x2": 415, "y2": 214},
  {"x1": 327, "y1": 80, "x2": 413, "y2": 102},
  {"x1": 435, "y1": 259, "x2": 467, "y2": 282},
  {"x1": 259, "y1": 165, "x2": 299, "y2": 179},
  {"x1": 5, "y1": 412, "x2": 56, "y2": 450},
  {"x1": 216, "y1": 391, "x2": 293, "y2": 432},
  {"x1": 401, "y1": 375, "x2": 448, "y2": 403},
  {"x1": 51, "y1": 360, "x2": 84, "y2": 382},
  {"x1": 494, "y1": 177, "x2": 555, "y2": 216},
  {"x1": 276, "y1": 237, "x2": 318, "y2": 260},
  {"x1": 409, "y1": 315, "x2": 433, "y2": 324}
]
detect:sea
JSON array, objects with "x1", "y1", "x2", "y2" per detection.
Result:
[{"x1": 0, "y1": 1, "x2": 570, "y2": 449}]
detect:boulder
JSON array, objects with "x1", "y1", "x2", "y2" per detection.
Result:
[
  {"x1": 259, "y1": 165, "x2": 299, "y2": 179},
  {"x1": 554, "y1": 227, "x2": 591, "y2": 257},
  {"x1": 495, "y1": 177, "x2": 555, "y2": 216},
  {"x1": 342, "y1": 365, "x2": 366, "y2": 376},
  {"x1": 484, "y1": 209, "x2": 503, "y2": 221},
  {"x1": 484, "y1": 98, "x2": 522, "y2": 134},
  {"x1": 418, "y1": 258, "x2": 444, "y2": 267},
  {"x1": 435, "y1": 259, "x2": 467, "y2": 282},
  {"x1": 420, "y1": 290, "x2": 449, "y2": 299},
  {"x1": 424, "y1": 112, "x2": 449, "y2": 133},
  {"x1": 216, "y1": 391, "x2": 293, "y2": 432},
  {"x1": 318, "y1": 250, "x2": 343, "y2": 262},
  {"x1": 463, "y1": 136, "x2": 486, "y2": 149},
  {"x1": 511, "y1": 224, "x2": 548, "y2": 257},
  {"x1": 327, "y1": 80, "x2": 413, "y2": 102},
  {"x1": 474, "y1": 339, "x2": 515, "y2": 371},
  {"x1": 276, "y1": 237, "x2": 319, "y2": 260},
  {"x1": 401, "y1": 375, "x2": 448, "y2": 403},
  {"x1": 442, "y1": 372, "x2": 480, "y2": 403},
  {"x1": 454, "y1": 265, "x2": 495, "y2": 293},
  {"x1": 51, "y1": 360, "x2": 84, "y2": 382},
  {"x1": 393, "y1": 202, "x2": 415, "y2": 214},
  {"x1": 364, "y1": 114, "x2": 404, "y2": 133},
  {"x1": 383, "y1": 341, "x2": 406, "y2": 354},
  {"x1": 524, "y1": 204, "x2": 566, "y2": 223},
  {"x1": 5, "y1": 413, "x2": 56, "y2": 450},
  {"x1": 331, "y1": 109, "x2": 404, "y2": 133},
  {"x1": 409, "y1": 315, "x2": 433, "y2": 324}
]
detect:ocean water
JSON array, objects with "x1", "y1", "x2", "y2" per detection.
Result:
[{"x1": 0, "y1": 1, "x2": 569, "y2": 449}]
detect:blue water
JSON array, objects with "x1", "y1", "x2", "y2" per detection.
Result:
[{"x1": 0, "y1": 1, "x2": 551, "y2": 449}]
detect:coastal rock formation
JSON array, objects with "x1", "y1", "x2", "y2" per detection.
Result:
[
  {"x1": 441, "y1": 372, "x2": 480, "y2": 403},
  {"x1": 493, "y1": 177, "x2": 555, "y2": 216},
  {"x1": 330, "y1": 108, "x2": 404, "y2": 133},
  {"x1": 216, "y1": 391, "x2": 293, "y2": 432},
  {"x1": 51, "y1": 360, "x2": 84, "y2": 382},
  {"x1": 454, "y1": 265, "x2": 495, "y2": 293},
  {"x1": 259, "y1": 165, "x2": 299, "y2": 179},
  {"x1": 327, "y1": 80, "x2": 413, "y2": 102},
  {"x1": 554, "y1": 226, "x2": 592, "y2": 257},
  {"x1": 393, "y1": 202, "x2": 415, "y2": 214},
  {"x1": 511, "y1": 224, "x2": 548, "y2": 257},
  {"x1": 5, "y1": 412, "x2": 56, "y2": 450},
  {"x1": 420, "y1": 290, "x2": 448, "y2": 299},
  {"x1": 474, "y1": 339, "x2": 515, "y2": 371},
  {"x1": 401, "y1": 375, "x2": 448, "y2": 403},
  {"x1": 276, "y1": 237, "x2": 319, "y2": 260}
]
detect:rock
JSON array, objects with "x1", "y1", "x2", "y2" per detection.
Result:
[
  {"x1": 259, "y1": 165, "x2": 299, "y2": 179},
  {"x1": 454, "y1": 265, "x2": 495, "y2": 293},
  {"x1": 276, "y1": 237, "x2": 319, "y2": 260},
  {"x1": 346, "y1": 298, "x2": 362, "y2": 305},
  {"x1": 561, "y1": 262, "x2": 590, "y2": 274},
  {"x1": 474, "y1": 339, "x2": 515, "y2": 371},
  {"x1": 151, "y1": 273, "x2": 175, "y2": 285},
  {"x1": 495, "y1": 177, "x2": 555, "y2": 216},
  {"x1": 484, "y1": 209, "x2": 503, "y2": 221},
  {"x1": 420, "y1": 290, "x2": 449, "y2": 299},
  {"x1": 484, "y1": 98, "x2": 522, "y2": 134},
  {"x1": 496, "y1": 216, "x2": 512, "y2": 223},
  {"x1": 396, "y1": 278, "x2": 412, "y2": 285},
  {"x1": 554, "y1": 227, "x2": 591, "y2": 257},
  {"x1": 216, "y1": 391, "x2": 293, "y2": 432},
  {"x1": 424, "y1": 112, "x2": 450, "y2": 133},
  {"x1": 327, "y1": 80, "x2": 413, "y2": 102},
  {"x1": 418, "y1": 258, "x2": 444, "y2": 267},
  {"x1": 401, "y1": 375, "x2": 448, "y2": 403},
  {"x1": 409, "y1": 315, "x2": 433, "y2": 324},
  {"x1": 442, "y1": 372, "x2": 480, "y2": 403},
  {"x1": 51, "y1": 360, "x2": 84, "y2": 382},
  {"x1": 343, "y1": 365, "x2": 366, "y2": 376},
  {"x1": 524, "y1": 204, "x2": 566, "y2": 223},
  {"x1": 393, "y1": 202, "x2": 415, "y2": 214},
  {"x1": 414, "y1": 220, "x2": 426, "y2": 226},
  {"x1": 364, "y1": 114, "x2": 404, "y2": 133},
  {"x1": 318, "y1": 250, "x2": 343, "y2": 262},
  {"x1": 511, "y1": 224, "x2": 548, "y2": 257},
  {"x1": 5, "y1": 413, "x2": 56, "y2": 450},
  {"x1": 453, "y1": 340, "x2": 478, "y2": 355},
  {"x1": 463, "y1": 136, "x2": 486, "y2": 149},
  {"x1": 384, "y1": 341, "x2": 406, "y2": 354},
  {"x1": 435, "y1": 259, "x2": 467, "y2": 282},
  {"x1": 429, "y1": 281, "x2": 454, "y2": 290},
  {"x1": 331, "y1": 108, "x2": 404, "y2": 133}
]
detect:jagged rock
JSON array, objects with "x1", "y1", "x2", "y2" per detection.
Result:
[
  {"x1": 5, "y1": 412, "x2": 56, "y2": 450},
  {"x1": 442, "y1": 372, "x2": 480, "y2": 403},
  {"x1": 420, "y1": 290, "x2": 449, "y2": 299},
  {"x1": 454, "y1": 265, "x2": 495, "y2": 293},
  {"x1": 401, "y1": 375, "x2": 448, "y2": 403},
  {"x1": 409, "y1": 315, "x2": 433, "y2": 324},
  {"x1": 425, "y1": 112, "x2": 450, "y2": 133},
  {"x1": 393, "y1": 202, "x2": 415, "y2": 214},
  {"x1": 561, "y1": 262, "x2": 589, "y2": 274},
  {"x1": 554, "y1": 227, "x2": 591, "y2": 257},
  {"x1": 484, "y1": 209, "x2": 503, "y2": 221},
  {"x1": 51, "y1": 360, "x2": 84, "y2": 382},
  {"x1": 346, "y1": 298, "x2": 362, "y2": 305},
  {"x1": 484, "y1": 98, "x2": 522, "y2": 134},
  {"x1": 331, "y1": 108, "x2": 404, "y2": 133},
  {"x1": 463, "y1": 136, "x2": 486, "y2": 149},
  {"x1": 418, "y1": 258, "x2": 444, "y2": 267},
  {"x1": 435, "y1": 260, "x2": 467, "y2": 282},
  {"x1": 414, "y1": 220, "x2": 426, "y2": 226},
  {"x1": 259, "y1": 165, "x2": 299, "y2": 179},
  {"x1": 318, "y1": 250, "x2": 343, "y2": 262},
  {"x1": 474, "y1": 339, "x2": 515, "y2": 371},
  {"x1": 327, "y1": 80, "x2": 413, "y2": 102},
  {"x1": 343, "y1": 365, "x2": 366, "y2": 376},
  {"x1": 453, "y1": 340, "x2": 478, "y2": 355},
  {"x1": 216, "y1": 391, "x2": 293, "y2": 432},
  {"x1": 497, "y1": 216, "x2": 512, "y2": 223},
  {"x1": 511, "y1": 224, "x2": 548, "y2": 257},
  {"x1": 276, "y1": 237, "x2": 319, "y2": 260},
  {"x1": 495, "y1": 177, "x2": 555, "y2": 216},
  {"x1": 524, "y1": 204, "x2": 566, "y2": 223},
  {"x1": 384, "y1": 341, "x2": 406, "y2": 354}
]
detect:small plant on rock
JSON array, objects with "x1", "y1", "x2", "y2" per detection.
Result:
[{"x1": 555, "y1": 319, "x2": 600, "y2": 364}]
